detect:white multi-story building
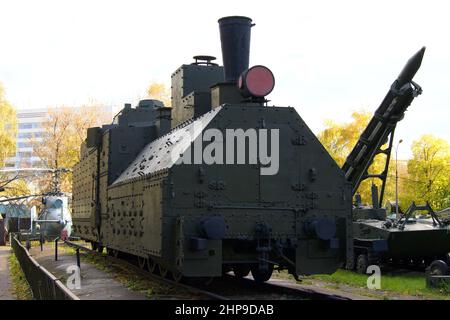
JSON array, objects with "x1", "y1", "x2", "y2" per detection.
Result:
[{"x1": 5, "y1": 108, "x2": 47, "y2": 168}]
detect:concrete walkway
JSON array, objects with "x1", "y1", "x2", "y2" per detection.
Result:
[
  {"x1": 0, "y1": 246, "x2": 14, "y2": 300},
  {"x1": 29, "y1": 244, "x2": 147, "y2": 300}
]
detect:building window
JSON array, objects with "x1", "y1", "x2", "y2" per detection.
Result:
[
  {"x1": 18, "y1": 152, "x2": 33, "y2": 158},
  {"x1": 18, "y1": 132, "x2": 43, "y2": 139},
  {"x1": 17, "y1": 142, "x2": 33, "y2": 148},
  {"x1": 17, "y1": 112, "x2": 46, "y2": 119},
  {"x1": 18, "y1": 123, "x2": 41, "y2": 129},
  {"x1": 32, "y1": 160, "x2": 44, "y2": 167}
]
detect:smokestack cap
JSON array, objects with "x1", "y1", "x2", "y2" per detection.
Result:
[{"x1": 218, "y1": 15, "x2": 253, "y2": 24}]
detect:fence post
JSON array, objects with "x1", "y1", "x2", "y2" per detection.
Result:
[
  {"x1": 76, "y1": 248, "x2": 80, "y2": 269},
  {"x1": 54, "y1": 237, "x2": 59, "y2": 261},
  {"x1": 26, "y1": 238, "x2": 31, "y2": 251}
]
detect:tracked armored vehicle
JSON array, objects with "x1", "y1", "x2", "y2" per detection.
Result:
[{"x1": 352, "y1": 202, "x2": 450, "y2": 274}]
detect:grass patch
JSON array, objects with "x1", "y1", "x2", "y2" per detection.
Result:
[
  {"x1": 308, "y1": 269, "x2": 450, "y2": 299},
  {"x1": 8, "y1": 251, "x2": 33, "y2": 300}
]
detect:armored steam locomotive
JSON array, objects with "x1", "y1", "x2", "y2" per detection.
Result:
[{"x1": 72, "y1": 16, "x2": 353, "y2": 282}]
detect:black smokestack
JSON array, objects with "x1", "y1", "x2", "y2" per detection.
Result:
[{"x1": 218, "y1": 16, "x2": 253, "y2": 83}]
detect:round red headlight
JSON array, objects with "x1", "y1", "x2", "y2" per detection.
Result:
[{"x1": 238, "y1": 65, "x2": 275, "y2": 98}]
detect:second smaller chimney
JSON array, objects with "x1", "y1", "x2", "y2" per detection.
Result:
[{"x1": 155, "y1": 107, "x2": 172, "y2": 137}]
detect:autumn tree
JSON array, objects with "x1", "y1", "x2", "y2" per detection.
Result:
[
  {"x1": 403, "y1": 135, "x2": 450, "y2": 210},
  {"x1": 0, "y1": 178, "x2": 31, "y2": 197},
  {"x1": 0, "y1": 83, "x2": 24, "y2": 197},
  {"x1": 318, "y1": 110, "x2": 395, "y2": 206},
  {"x1": 31, "y1": 104, "x2": 112, "y2": 193},
  {"x1": 146, "y1": 82, "x2": 171, "y2": 107},
  {"x1": 0, "y1": 83, "x2": 17, "y2": 167}
]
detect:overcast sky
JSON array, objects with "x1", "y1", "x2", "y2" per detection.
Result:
[{"x1": 0, "y1": 0, "x2": 449, "y2": 159}]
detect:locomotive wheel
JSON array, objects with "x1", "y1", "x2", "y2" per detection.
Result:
[
  {"x1": 233, "y1": 265, "x2": 251, "y2": 278},
  {"x1": 159, "y1": 264, "x2": 169, "y2": 278},
  {"x1": 222, "y1": 265, "x2": 232, "y2": 275},
  {"x1": 203, "y1": 277, "x2": 214, "y2": 286},
  {"x1": 148, "y1": 258, "x2": 157, "y2": 274},
  {"x1": 172, "y1": 271, "x2": 183, "y2": 283},
  {"x1": 429, "y1": 260, "x2": 449, "y2": 276},
  {"x1": 251, "y1": 264, "x2": 274, "y2": 283},
  {"x1": 138, "y1": 256, "x2": 148, "y2": 270},
  {"x1": 356, "y1": 254, "x2": 369, "y2": 274}
]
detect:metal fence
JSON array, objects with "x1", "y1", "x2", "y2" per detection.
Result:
[{"x1": 10, "y1": 234, "x2": 80, "y2": 300}]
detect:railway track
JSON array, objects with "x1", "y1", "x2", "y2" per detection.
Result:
[{"x1": 63, "y1": 240, "x2": 352, "y2": 301}]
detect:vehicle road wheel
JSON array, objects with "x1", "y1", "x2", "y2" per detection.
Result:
[
  {"x1": 429, "y1": 260, "x2": 449, "y2": 275},
  {"x1": 356, "y1": 254, "x2": 369, "y2": 274},
  {"x1": 138, "y1": 256, "x2": 148, "y2": 270},
  {"x1": 233, "y1": 265, "x2": 251, "y2": 278},
  {"x1": 251, "y1": 264, "x2": 274, "y2": 283}
]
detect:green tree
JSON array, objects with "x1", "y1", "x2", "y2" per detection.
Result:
[
  {"x1": 0, "y1": 83, "x2": 17, "y2": 167},
  {"x1": 403, "y1": 135, "x2": 450, "y2": 210},
  {"x1": 318, "y1": 110, "x2": 395, "y2": 205}
]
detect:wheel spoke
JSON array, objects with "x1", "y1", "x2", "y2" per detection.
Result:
[
  {"x1": 172, "y1": 271, "x2": 183, "y2": 283},
  {"x1": 148, "y1": 259, "x2": 157, "y2": 274},
  {"x1": 138, "y1": 256, "x2": 147, "y2": 270},
  {"x1": 159, "y1": 264, "x2": 168, "y2": 278}
]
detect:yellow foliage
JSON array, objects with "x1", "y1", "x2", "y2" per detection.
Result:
[
  {"x1": 403, "y1": 135, "x2": 450, "y2": 210},
  {"x1": 318, "y1": 111, "x2": 372, "y2": 167},
  {"x1": 318, "y1": 110, "x2": 394, "y2": 205},
  {"x1": 1, "y1": 179, "x2": 31, "y2": 197},
  {"x1": 0, "y1": 83, "x2": 17, "y2": 167},
  {"x1": 146, "y1": 82, "x2": 171, "y2": 107}
]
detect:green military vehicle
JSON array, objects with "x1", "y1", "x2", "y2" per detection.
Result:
[
  {"x1": 340, "y1": 47, "x2": 450, "y2": 275},
  {"x1": 353, "y1": 201, "x2": 450, "y2": 274}
]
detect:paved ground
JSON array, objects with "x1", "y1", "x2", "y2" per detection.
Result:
[
  {"x1": 271, "y1": 271, "x2": 433, "y2": 300},
  {"x1": 267, "y1": 277, "x2": 377, "y2": 300},
  {"x1": 0, "y1": 246, "x2": 14, "y2": 300},
  {"x1": 29, "y1": 244, "x2": 147, "y2": 300}
]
